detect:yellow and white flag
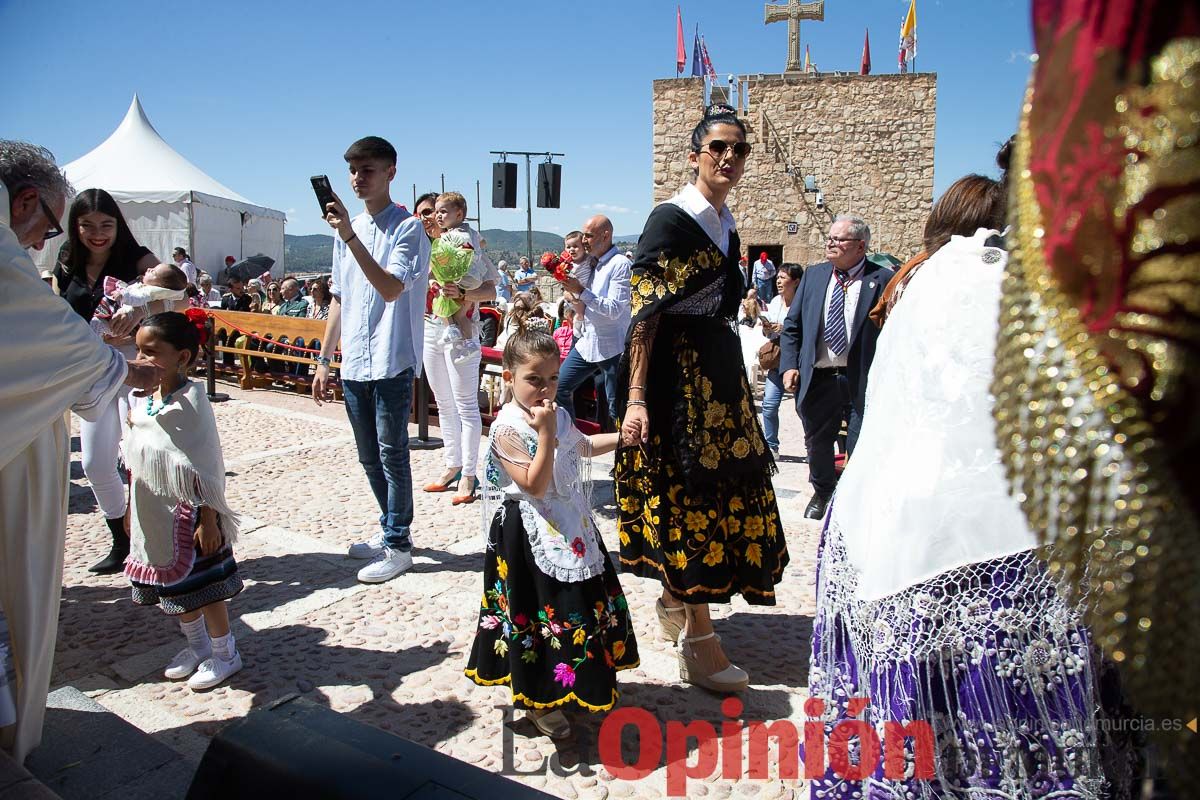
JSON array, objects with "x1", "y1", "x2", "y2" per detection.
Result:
[{"x1": 899, "y1": 0, "x2": 917, "y2": 72}]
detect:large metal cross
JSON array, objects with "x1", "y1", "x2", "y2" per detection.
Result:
[{"x1": 764, "y1": 0, "x2": 825, "y2": 73}]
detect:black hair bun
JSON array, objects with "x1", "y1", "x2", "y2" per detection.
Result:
[
  {"x1": 996, "y1": 135, "x2": 1015, "y2": 173},
  {"x1": 705, "y1": 103, "x2": 738, "y2": 119}
]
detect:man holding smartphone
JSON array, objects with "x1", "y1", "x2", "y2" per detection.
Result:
[{"x1": 312, "y1": 136, "x2": 430, "y2": 584}]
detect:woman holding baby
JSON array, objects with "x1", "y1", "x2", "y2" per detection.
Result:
[{"x1": 53, "y1": 188, "x2": 164, "y2": 574}]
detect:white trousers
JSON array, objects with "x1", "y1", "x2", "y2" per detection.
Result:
[
  {"x1": 0, "y1": 417, "x2": 69, "y2": 763},
  {"x1": 77, "y1": 385, "x2": 133, "y2": 519},
  {"x1": 422, "y1": 319, "x2": 483, "y2": 478}
]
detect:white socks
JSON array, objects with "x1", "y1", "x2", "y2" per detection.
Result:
[
  {"x1": 181, "y1": 615, "x2": 212, "y2": 659},
  {"x1": 210, "y1": 631, "x2": 236, "y2": 662}
]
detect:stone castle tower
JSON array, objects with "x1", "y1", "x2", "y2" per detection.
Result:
[{"x1": 652, "y1": 73, "x2": 937, "y2": 266}]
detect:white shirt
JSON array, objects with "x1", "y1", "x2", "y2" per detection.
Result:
[
  {"x1": 329, "y1": 204, "x2": 430, "y2": 382},
  {"x1": 763, "y1": 294, "x2": 789, "y2": 340},
  {"x1": 815, "y1": 258, "x2": 867, "y2": 368},
  {"x1": 575, "y1": 246, "x2": 632, "y2": 363},
  {"x1": 754, "y1": 258, "x2": 776, "y2": 281},
  {"x1": 205, "y1": 287, "x2": 221, "y2": 303},
  {"x1": 177, "y1": 258, "x2": 198, "y2": 287},
  {"x1": 667, "y1": 183, "x2": 735, "y2": 256}
]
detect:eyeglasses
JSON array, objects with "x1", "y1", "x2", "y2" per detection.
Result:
[
  {"x1": 40, "y1": 198, "x2": 63, "y2": 240},
  {"x1": 698, "y1": 140, "x2": 752, "y2": 160},
  {"x1": 826, "y1": 236, "x2": 862, "y2": 246}
]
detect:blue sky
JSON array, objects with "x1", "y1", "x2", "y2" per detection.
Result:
[{"x1": 2, "y1": 0, "x2": 1033, "y2": 238}]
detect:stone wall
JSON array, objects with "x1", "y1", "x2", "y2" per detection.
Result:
[{"x1": 652, "y1": 74, "x2": 936, "y2": 266}]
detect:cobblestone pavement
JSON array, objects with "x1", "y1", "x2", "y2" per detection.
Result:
[{"x1": 55, "y1": 380, "x2": 822, "y2": 799}]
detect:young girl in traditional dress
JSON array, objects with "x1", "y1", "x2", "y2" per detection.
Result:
[
  {"x1": 466, "y1": 322, "x2": 638, "y2": 739},
  {"x1": 125, "y1": 312, "x2": 245, "y2": 691}
]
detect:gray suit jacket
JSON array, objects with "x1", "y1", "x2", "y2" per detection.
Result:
[{"x1": 778, "y1": 259, "x2": 894, "y2": 411}]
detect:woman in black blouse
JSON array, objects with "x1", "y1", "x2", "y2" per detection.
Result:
[
  {"x1": 615, "y1": 106, "x2": 787, "y2": 692},
  {"x1": 55, "y1": 189, "x2": 157, "y2": 574}
]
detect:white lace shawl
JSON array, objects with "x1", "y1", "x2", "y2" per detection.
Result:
[
  {"x1": 479, "y1": 403, "x2": 607, "y2": 583},
  {"x1": 833, "y1": 229, "x2": 1038, "y2": 602}
]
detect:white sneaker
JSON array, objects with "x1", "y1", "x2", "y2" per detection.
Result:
[
  {"x1": 347, "y1": 531, "x2": 386, "y2": 559},
  {"x1": 356, "y1": 548, "x2": 413, "y2": 583},
  {"x1": 187, "y1": 651, "x2": 243, "y2": 691},
  {"x1": 451, "y1": 337, "x2": 480, "y2": 365},
  {"x1": 440, "y1": 324, "x2": 464, "y2": 346},
  {"x1": 164, "y1": 647, "x2": 208, "y2": 680}
]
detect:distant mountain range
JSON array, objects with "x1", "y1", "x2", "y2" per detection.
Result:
[{"x1": 283, "y1": 228, "x2": 640, "y2": 273}]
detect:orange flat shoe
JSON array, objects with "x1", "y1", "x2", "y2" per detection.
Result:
[{"x1": 423, "y1": 470, "x2": 461, "y2": 493}]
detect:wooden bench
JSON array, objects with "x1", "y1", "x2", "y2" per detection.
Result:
[{"x1": 204, "y1": 309, "x2": 343, "y2": 399}]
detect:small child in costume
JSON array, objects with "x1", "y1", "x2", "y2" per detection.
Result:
[
  {"x1": 465, "y1": 321, "x2": 638, "y2": 740},
  {"x1": 125, "y1": 312, "x2": 245, "y2": 691},
  {"x1": 553, "y1": 301, "x2": 575, "y2": 359},
  {"x1": 431, "y1": 192, "x2": 493, "y2": 365},
  {"x1": 91, "y1": 263, "x2": 189, "y2": 340}
]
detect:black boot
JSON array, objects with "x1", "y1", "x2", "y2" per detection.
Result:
[{"x1": 88, "y1": 517, "x2": 129, "y2": 574}]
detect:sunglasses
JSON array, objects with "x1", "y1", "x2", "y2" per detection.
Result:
[
  {"x1": 698, "y1": 139, "x2": 752, "y2": 160},
  {"x1": 40, "y1": 198, "x2": 63, "y2": 240}
]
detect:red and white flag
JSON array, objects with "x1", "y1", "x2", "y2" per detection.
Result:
[{"x1": 700, "y1": 36, "x2": 718, "y2": 80}]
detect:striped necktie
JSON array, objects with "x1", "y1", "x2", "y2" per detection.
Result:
[{"x1": 824, "y1": 271, "x2": 849, "y2": 356}]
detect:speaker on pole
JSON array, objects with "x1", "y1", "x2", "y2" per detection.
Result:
[
  {"x1": 492, "y1": 162, "x2": 517, "y2": 208},
  {"x1": 536, "y1": 162, "x2": 561, "y2": 209}
]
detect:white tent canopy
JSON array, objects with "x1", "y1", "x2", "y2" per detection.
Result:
[{"x1": 35, "y1": 95, "x2": 286, "y2": 281}]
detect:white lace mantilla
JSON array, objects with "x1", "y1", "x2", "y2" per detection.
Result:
[
  {"x1": 480, "y1": 404, "x2": 606, "y2": 583},
  {"x1": 810, "y1": 231, "x2": 1108, "y2": 798}
]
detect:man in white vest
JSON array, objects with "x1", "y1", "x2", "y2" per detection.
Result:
[{"x1": 0, "y1": 140, "x2": 160, "y2": 762}]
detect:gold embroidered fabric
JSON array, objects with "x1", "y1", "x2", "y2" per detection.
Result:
[{"x1": 994, "y1": 28, "x2": 1199, "y2": 786}]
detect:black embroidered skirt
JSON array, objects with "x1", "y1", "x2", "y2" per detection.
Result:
[
  {"x1": 466, "y1": 499, "x2": 640, "y2": 711},
  {"x1": 616, "y1": 319, "x2": 788, "y2": 605}
]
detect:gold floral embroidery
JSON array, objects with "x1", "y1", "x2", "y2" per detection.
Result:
[
  {"x1": 630, "y1": 247, "x2": 724, "y2": 315},
  {"x1": 703, "y1": 541, "x2": 725, "y2": 567}
]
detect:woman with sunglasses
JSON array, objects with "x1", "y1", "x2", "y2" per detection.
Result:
[
  {"x1": 53, "y1": 188, "x2": 158, "y2": 574},
  {"x1": 615, "y1": 105, "x2": 787, "y2": 692}
]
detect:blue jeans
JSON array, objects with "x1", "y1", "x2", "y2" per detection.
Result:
[
  {"x1": 556, "y1": 347, "x2": 621, "y2": 424},
  {"x1": 756, "y1": 277, "x2": 775, "y2": 302},
  {"x1": 342, "y1": 369, "x2": 415, "y2": 552},
  {"x1": 761, "y1": 367, "x2": 784, "y2": 452}
]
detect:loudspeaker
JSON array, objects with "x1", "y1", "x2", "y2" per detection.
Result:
[
  {"x1": 187, "y1": 696, "x2": 554, "y2": 800},
  {"x1": 536, "y1": 162, "x2": 561, "y2": 209},
  {"x1": 492, "y1": 162, "x2": 517, "y2": 208}
]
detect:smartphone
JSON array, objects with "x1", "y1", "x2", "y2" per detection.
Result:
[{"x1": 310, "y1": 175, "x2": 336, "y2": 217}]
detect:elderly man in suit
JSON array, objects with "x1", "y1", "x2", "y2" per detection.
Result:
[{"x1": 780, "y1": 215, "x2": 893, "y2": 519}]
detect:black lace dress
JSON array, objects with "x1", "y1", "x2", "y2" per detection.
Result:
[{"x1": 615, "y1": 203, "x2": 788, "y2": 605}]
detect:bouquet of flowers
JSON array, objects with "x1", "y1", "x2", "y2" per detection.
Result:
[
  {"x1": 429, "y1": 229, "x2": 475, "y2": 318},
  {"x1": 540, "y1": 250, "x2": 573, "y2": 283}
]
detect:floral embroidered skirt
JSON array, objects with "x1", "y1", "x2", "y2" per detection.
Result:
[
  {"x1": 466, "y1": 499, "x2": 640, "y2": 712},
  {"x1": 615, "y1": 320, "x2": 788, "y2": 605}
]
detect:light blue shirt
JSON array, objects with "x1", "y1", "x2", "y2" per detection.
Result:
[
  {"x1": 577, "y1": 245, "x2": 632, "y2": 362},
  {"x1": 329, "y1": 204, "x2": 430, "y2": 382}
]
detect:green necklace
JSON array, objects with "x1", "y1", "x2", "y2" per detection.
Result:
[{"x1": 146, "y1": 381, "x2": 186, "y2": 417}]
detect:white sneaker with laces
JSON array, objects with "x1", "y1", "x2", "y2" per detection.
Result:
[
  {"x1": 164, "y1": 647, "x2": 207, "y2": 680},
  {"x1": 187, "y1": 650, "x2": 243, "y2": 691},
  {"x1": 347, "y1": 531, "x2": 386, "y2": 559},
  {"x1": 357, "y1": 548, "x2": 413, "y2": 583}
]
